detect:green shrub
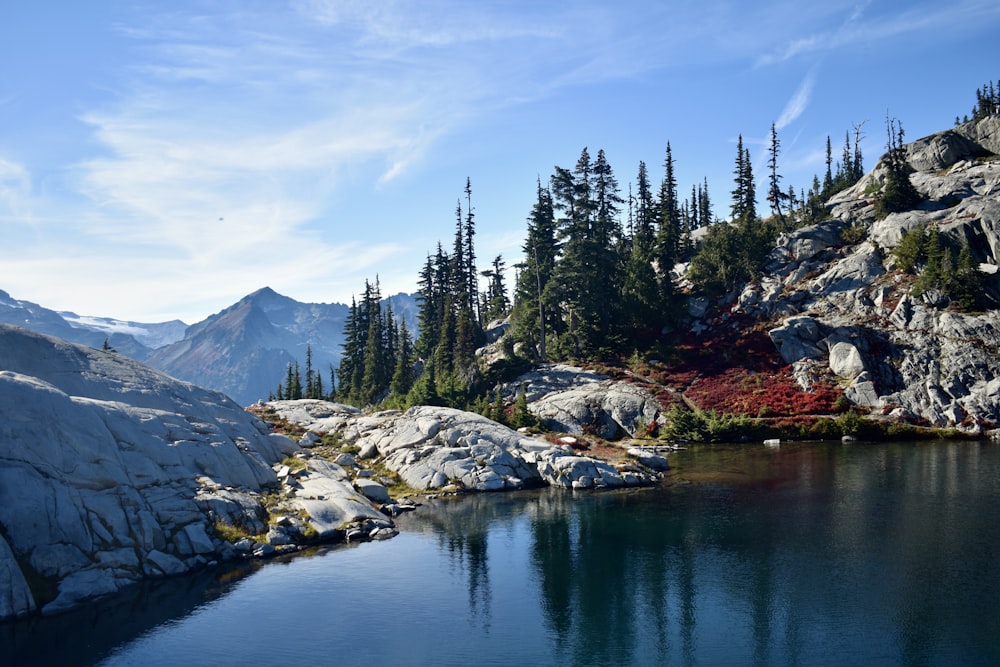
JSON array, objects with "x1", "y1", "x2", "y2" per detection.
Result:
[{"x1": 840, "y1": 224, "x2": 868, "y2": 245}]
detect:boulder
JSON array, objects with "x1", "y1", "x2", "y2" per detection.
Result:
[
  {"x1": 828, "y1": 341, "x2": 866, "y2": 380},
  {"x1": 626, "y1": 447, "x2": 671, "y2": 471},
  {"x1": 355, "y1": 478, "x2": 391, "y2": 504},
  {"x1": 769, "y1": 316, "x2": 824, "y2": 364},
  {"x1": 516, "y1": 364, "x2": 662, "y2": 438},
  {"x1": 903, "y1": 128, "x2": 991, "y2": 172}
]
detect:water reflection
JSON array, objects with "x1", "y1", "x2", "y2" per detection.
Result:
[
  {"x1": 3, "y1": 441, "x2": 998, "y2": 666},
  {"x1": 397, "y1": 441, "x2": 1000, "y2": 666},
  {"x1": 0, "y1": 560, "x2": 257, "y2": 666}
]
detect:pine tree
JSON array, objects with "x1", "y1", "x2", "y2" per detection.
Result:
[
  {"x1": 289, "y1": 361, "x2": 303, "y2": 400},
  {"x1": 823, "y1": 135, "x2": 834, "y2": 197},
  {"x1": 406, "y1": 360, "x2": 443, "y2": 407},
  {"x1": 699, "y1": 177, "x2": 713, "y2": 227},
  {"x1": 360, "y1": 282, "x2": 387, "y2": 405},
  {"x1": 510, "y1": 385, "x2": 535, "y2": 429},
  {"x1": 655, "y1": 142, "x2": 681, "y2": 307},
  {"x1": 390, "y1": 318, "x2": 415, "y2": 397},
  {"x1": 480, "y1": 254, "x2": 509, "y2": 323},
  {"x1": 463, "y1": 177, "x2": 479, "y2": 321},
  {"x1": 766, "y1": 122, "x2": 788, "y2": 227},
  {"x1": 740, "y1": 141, "x2": 757, "y2": 223},
  {"x1": 730, "y1": 135, "x2": 757, "y2": 222},
  {"x1": 550, "y1": 149, "x2": 596, "y2": 357},
  {"x1": 304, "y1": 344, "x2": 315, "y2": 398},
  {"x1": 954, "y1": 243, "x2": 984, "y2": 311},
  {"x1": 512, "y1": 179, "x2": 559, "y2": 360},
  {"x1": 415, "y1": 253, "x2": 439, "y2": 360},
  {"x1": 588, "y1": 148, "x2": 624, "y2": 347},
  {"x1": 875, "y1": 115, "x2": 921, "y2": 219}
]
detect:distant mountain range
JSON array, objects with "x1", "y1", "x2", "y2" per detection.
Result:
[
  {"x1": 0, "y1": 286, "x2": 418, "y2": 406},
  {"x1": 0, "y1": 289, "x2": 187, "y2": 360}
]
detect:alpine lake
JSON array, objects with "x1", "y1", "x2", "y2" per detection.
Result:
[{"x1": 4, "y1": 439, "x2": 999, "y2": 666}]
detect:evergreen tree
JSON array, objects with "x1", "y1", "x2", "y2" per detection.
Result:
[
  {"x1": 689, "y1": 137, "x2": 773, "y2": 295},
  {"x1": 415, "y1": 253, "x2": 440, "y2": 360},
  {"x1": 766, "y1": 122, "x2": 788, "y2": 227},
  {"x1": 589, "y1": 148, "x2": 624, "y2": 345},
  {"x1": 463, "y1": 177, "x2": 479, "y2": 321},
  {"x1": 954, "y1": 243, "x2": 984, "y2": 310},
  {"x1": 360, "y1": 280, "x2": 388, "y2": 404},
  {"x1": 390, "y1": 318, "x2": 415, "y2": 397},
  {"x1": 406, "y1": 360, "x2": 443, "y2": 407},
  {"x1": 823, "y1": 135, "x2": 834, "y2": 196},
  {"x1": 875, "y1": 115, "x2": 921, "y2": 219},
  {"x1": 730, "y1": 135, "x2": 756, "y2": 223},
  {"x1": 304, "y1": 344, "x2": 315, "y2": 398},
  {"x1": 740, "y1": 141, "x2": 757, "y2": 223},
  {"x1": 655, "y1": 142, "x2": 681, "y2": 306},
  {"x1": 510, "y1": 385, "x2": 535, "y2": 429},
  {"x1": 313, "y1": 370, "x2": 324, "y2": 401},
  {"x1": 971, "y1": 80, "x2": 998, "y2": 121},
  {"x1": 699, "y1": 177, "x2": 713, "y2": 227},
  {"x1": 550, "y1": 149, "x2": 595, "y2": 357},
  {"x1": 512, "y1": 179, "x2": 559, "y2": 360},
  {"x1": 839, "y1": 130, "x2": 854, "y2": 188},
  {"x1": 289, "y1": 361, "x2": 303, "y2": 400},
  {"x1": 480, "y1": 254, "x2": 510, "y2": 323}
]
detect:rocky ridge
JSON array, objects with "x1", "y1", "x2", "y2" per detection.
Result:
[
  {"x1": 264, "y1": 397, "x2": 664, "y2": 493},
  {"x1": 720, "y1": 116, "x2": 1000, "y2": 429},
  {"x1": 0, "y1": 324, "x2": 392, "y2": 621}
]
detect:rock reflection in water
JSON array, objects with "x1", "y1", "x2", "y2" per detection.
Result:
[{"x1": 1, "y1": 560, "x2": 259, "y2": 666}]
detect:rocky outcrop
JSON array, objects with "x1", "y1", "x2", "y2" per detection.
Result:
[
  {"x1": 509, "y1": 364, "x2": 664, "y2": 438},
  {"x1": 264, "y1": 402, "x2": 664, "y2": 493},
  {"x1": 0, "y1": 324, "x2": 391, "y2": 621},
  {"x1": 735, "y1": 116, "x2": 1000, "y2": 429}
]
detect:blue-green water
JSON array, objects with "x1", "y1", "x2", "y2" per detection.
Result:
[{"x1": 4, "y1": 440, "x2": 999, "y2": 666}]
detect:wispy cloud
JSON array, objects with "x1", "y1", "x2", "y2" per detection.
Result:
[
  {"x1": 755, "y1": 0, "x2": 997, "y2": 67},
  {"x1": 776, "y1": 70, "x2": 816, "y2": 130}
]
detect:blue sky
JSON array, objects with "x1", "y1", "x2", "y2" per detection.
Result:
[{"x1": 1, "y1": 1, "x2": 997, "y2": 324}]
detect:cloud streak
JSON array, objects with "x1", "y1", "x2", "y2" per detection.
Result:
[
  {"x1": 776, "y1": 71, "x2": 816, "y2": 130},
  {"x1": 755, "y1": 0, "x2": 997, "y2": 67}
]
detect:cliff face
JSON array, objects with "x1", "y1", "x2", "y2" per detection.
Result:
[{"x1": 730, "y1": 116, "x2": 1000, "y2": 429}]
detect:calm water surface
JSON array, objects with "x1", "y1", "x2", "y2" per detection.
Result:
[{"x1": 3, "y1": 440, "x2": 998, "y2": 666}]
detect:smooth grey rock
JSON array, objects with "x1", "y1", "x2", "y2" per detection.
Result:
[
  {"x1": 43, "y1": 567, "x2": 127, "y2": 616},
  {"x1": 845, "y1": 373, "x2": 881, "y2": 408},
  {"x1": 334, "y1": 453, "x2": 358, "y2": 468},
  {"x1": 266, "y1": 527, "x2": 293, "y2": 546},
  {"x1": 182, "y1": 522, "x2": 217, "y2": 555},
  {"x1": 627, "y1": 448, "x2": 670, "y2": 471},
  {"x1": 904, "y1": 128, "x2": 990, "y2": 172},
  {"x1": 355, "y1": 478, "x2": 391, "y2": 504},
  {"x1": 522, "y1": 366, "x2": 662, "y2": 438},
  {"x1": 146, "y1": 550, "x2": 186, "y2": 576},
  {"x1": 769, "y1": 316, "x2": 824, "y2": 364},
  {"x1": 0, "y1": 328, "x2": 393, "y2": 621},
  {"x1": 828, "y1": 341, "x2": 866, "y2": 380}
]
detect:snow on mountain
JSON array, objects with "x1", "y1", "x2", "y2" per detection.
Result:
[
  {"x1": 59, "y1": 312, "x2": 188, "y2": 350},
  {"x1": 0, "y1": 289, "x2": 185, "y2": 359}
]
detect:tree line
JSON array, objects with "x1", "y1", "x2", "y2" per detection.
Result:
[
  {"x1": 316, "y1": 121, "x2": 874, "y2": 410},
  {"x1": 955, "y1": 79, "x2": 998, "y2": 125},
  {"x1": 276, "y1": 80, "x2": 1000, "y2": 411}
]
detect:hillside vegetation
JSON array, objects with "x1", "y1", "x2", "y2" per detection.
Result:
[{"x1": 286, "y1": 83, "x2": 1000, "y2": 440}]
